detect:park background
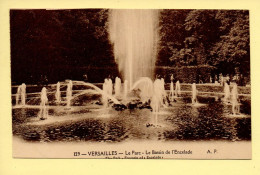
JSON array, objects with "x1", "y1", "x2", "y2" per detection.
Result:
[{"x1": 10, "y1": 9, "x2": 249, "y2": 85}]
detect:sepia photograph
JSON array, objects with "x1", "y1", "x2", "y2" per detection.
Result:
[{"x1": 10, "y1": 9, "x2": 251, "y2": 159}]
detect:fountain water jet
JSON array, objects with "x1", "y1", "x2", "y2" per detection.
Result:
[
  {"x1": 71, "y1": 81, "x2": 120, "y2": 105},
  {"x1": 192, "y1": 83, "x2": 198, "y2": 105},
  {"x1": 15, "y1": 83, "x2": 26, "y2": 106},
  {"x1": 66, "y1": 80, "x2": 73, "y2": 108},
  {"x1": 109, "y1": 9, "x2": 159, "y2": 89},
  {"x1": 169, "y1": 75, "x2": 174, "y2": 101},
  {"x1": 123, "y1": 80, "x2": 128, "y2": 100},
  {"x1": 114, "y1": 77, "x2": 121, "y2": 97},
  {"x1": 160, "y1": 78, "x2": 167, "y2": 105},
  {"x1": 102, "y1": 79, "x2": 109, "y2": 107},
  {"x1": 108, "y1": 78, "x2": 113, "y2": 96},
  {"x1": 21, "y1": 83, "x2": 26, "y2": 106},
  {"x1": 55, "y1": 82, "x2": 61, "y2": 104},
  {"x1": 150, "y1": 78, "x2": 165, "y2": 126},
  {"x1": 223, "y1": 82, "x2": 230, "y2": 103},
  {"x1": 175, "y1": 81, "x2": 181, "y2": 97},
  {"x1": 15, "y1": 85, "x2": 21, "y2": 106},
  {"x1": 231, "y1": 83, "x2": 240, "y2": 115},
  {"x1": 39, "y1": 87, "x2": 48, "y2": 119},
  {"x1": 101, "y1": 78, "x2": 113, "y2": 107}
]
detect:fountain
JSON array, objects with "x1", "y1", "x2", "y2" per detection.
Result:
[
  {"x1": 66, "y1": 80, "x2": 73, "y2": 108},
  {"x1": 15, "y1": 83, "x2": 26, "y2": 106},
  {"x1": 108, "y1": 78, "x2": 113, "y2": 96},
  {"x1": 231, "y1": 83, "x2": 240, "y2": 115},
  {"x1": 55, "y1": 82, "x2": 61, "y2": 104},
  {"x1": 223, "y1": 82, "x2": 231, "y2": 103},
  {"x1": 175, "y1": 80, "x2": 181, "y2": 97},
  {"x1": 21, "y1": 83, "x2": 26, "y2": 106},
  {"x1": 71, "y1": 80, "x2": 120, "y2": 105},
  {"x1": 102, "y1": 79, "x2": 109, "y2": 107},
  {"x1": 160, "y1": 78, "x2": 167, "y2": 106},
  {"x1": 39, "y1": 87, "x2": 48, "y2": 120},
  {"x1": 109, "y1": 9, "x2": 159, "y2": 89},
  {"x1": 15, "y1": 85, "x2": 21, "y2": 106},
  {"x1": 11, "y1": 10, "x2": 251, "y2": 146},
  {"x1": 150, "y1": 79, "x2": 161, "y2": 125},
  {"x1": 123, "y1": 80, "x2": 128, "y2": 100},
  {"x1": 101, "y1": 78, "x2": 114, "y2": 106},
  {"x1": 169, "y1": 75, "x2": 174, "y2": 102},
  {"x1": 149, "y1": 78, "x2": 169, "y2": 126},
  {"x1": 109, "y1": 9, "x2": 167, "y2": 118},
  {"x1": 191, "y1": 83, "x2": 198, "y2": 105},
  {"x1": 114, "y1": 77, "x2": 121, "y2": 97},
  {"x1": 108, "y1": 9, "x2": 169, "y2": 121},
  {"x1": 131, "y1": 77, "x2": 154, "y2": 103}
]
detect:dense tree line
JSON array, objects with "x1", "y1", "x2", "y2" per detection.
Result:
[
  {"x1": 158, "y1": 9, "x2": 250, "y2": 80},
  {"x1": 10, "y1": 9, "x2": 250, "y2": 84},
  {"x1": 10, "y1": 9, "x2": 117, "y2": 84}
]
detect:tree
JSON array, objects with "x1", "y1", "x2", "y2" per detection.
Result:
[
  {"x1": 209, "y1": 10, "x2": 250, "y2": 77},
  {"x1": 183, "y1": 10, "x2": 220, "y2": 66},
  {"x1": 158, "y1": 10, "x2": 190, "y2": 66},
  {"x1": 158, "y1": 9, "x2": 250, "y2": 81},
  {"x1": 10, "y1": 9, "x2": 117, "y2": 84}
]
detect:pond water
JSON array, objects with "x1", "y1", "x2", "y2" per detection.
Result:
[{"x1": 12, "y1": 96, "x2": 251, "y2": 143}]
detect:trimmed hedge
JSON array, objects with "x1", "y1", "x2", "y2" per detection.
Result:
[{"x1": 155, "y1": 65, "x2": 215, "y2": 83}]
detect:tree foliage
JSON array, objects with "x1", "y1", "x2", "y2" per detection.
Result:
[
  {"x1": 11, "y1": 9, "x2": 117, "y2": 83},
  {"x1": 10, "y1": 9, "x2": 250, "y2": 84},
  {"x1": 158, "y1": 9, "x2": 250, "y2": 78},
  {"x1": 210, "y1": 10, "x2": 250, "y2": 76}
]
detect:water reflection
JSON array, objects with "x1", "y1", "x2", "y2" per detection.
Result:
[{"x1": 12, "y1": 100, "x2": 251, "y2": 142}]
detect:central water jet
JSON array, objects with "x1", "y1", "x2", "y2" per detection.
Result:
[{"x1": 109, "y1": 9, "x2": 159, "y2": 89}]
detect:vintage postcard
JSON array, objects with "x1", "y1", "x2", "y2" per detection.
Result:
[{"x1": 11, "y1": 8, "x2": 251, "y2": 159}]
